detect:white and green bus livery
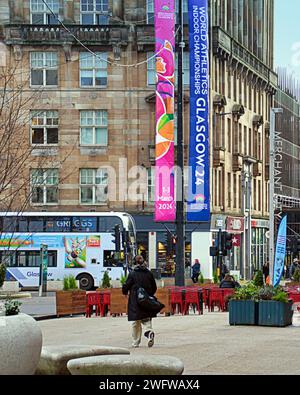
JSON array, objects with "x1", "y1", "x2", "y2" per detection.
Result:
[{"x1": 0, "y1": 212, "x2": 137, "y2": 290}]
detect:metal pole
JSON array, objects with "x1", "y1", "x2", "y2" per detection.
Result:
[
  {"x1": 175, "y1": 0, "x2": 185, "y2": 286},
  {"x1": 269, "y1": 108, "x2": 283, "y2": 285}
]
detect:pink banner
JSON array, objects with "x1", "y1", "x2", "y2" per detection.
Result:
[{"x1": 154, "y1": 0, "x2": 175, "y2": 222}]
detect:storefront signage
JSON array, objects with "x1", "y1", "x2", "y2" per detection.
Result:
[
  {"x1": 154, "y1": 0, "x2": 176, "y2": 222},
  {"x1": 187, "y1": 0, "x2": 210, "y2": 222},
  {"x1": 227, "y1": 217, "x2": 244, "y2": 233}
]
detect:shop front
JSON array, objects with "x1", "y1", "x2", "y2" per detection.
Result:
[
  {"x1": 251, "y1": 219, "x2": 269, "y2": 273},
  {"x1": 132, "y1": 215, "x2": 209, "y2": 279}
]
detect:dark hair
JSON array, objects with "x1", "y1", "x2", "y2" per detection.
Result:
[
  {"x1": 224, "y1": 274, "x2": 233, "y2": 281},
  {"x1": 134, "y1": 255, "x2": 144, "y2": 265}
]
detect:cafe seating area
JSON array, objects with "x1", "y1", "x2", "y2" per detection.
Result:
[{"x1": 84, "y1": 283, "x2": 236, "y2": 318}]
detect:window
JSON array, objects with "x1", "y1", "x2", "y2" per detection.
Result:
[
  {"x1": 80, "y1": 0, "x2": 109, "y2": 24},
  {"x1": 80, "y1": 168, "x2": 108, "y2": 204},
  {"x1": 80, "y1": 110, "x2": 108, "y2": 146},
  {"x1": 31, "y1": 169, "x2": 59, "y2": 204},
  {"x1": 30, "y1": 52, "x2": 58, "y2": 86},
  {"x1": 30, "y1": 110, "x2": 58, "y2": 145},
  {"x1": 80, "y1": 52, "x2": 107, "y2": 87},
  {"x1": 147, "y1": 52, "x2": 189, "y2": 86},
  {"x1": 31, "y1": 0, "x2": 59, "y2": 24},
  {"x1": 146, "y1": 0, "x2": 188, "y2": 24},
  {"x1": 147, "y1": 167, "x2": 155, "y2": 202},
  {"x1": 4, "y1": 251, "x2": 57, "y2": 268}
]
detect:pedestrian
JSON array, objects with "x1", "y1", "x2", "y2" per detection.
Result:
[
  {"x1": 220, "y1": 262, "x2": 229, "y2": 280},
  {"x1": 263, "y1": 261, "x2": 270, "y2": 283},
  {"x1": 290, "y1": 258, "x2": 300, "y2": 280},
  {"x1": 220, "y1": 274, "x2": 240, "y2": 289},
  {"x1": 122, "y1": 255, "x2": 157, "y2": 348},
  {"x1": 191, "y1": 259, "x2": 201, "y2": 283}
]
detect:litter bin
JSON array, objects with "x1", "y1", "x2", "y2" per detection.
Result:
[{"x1": 151, "y1": 268, "x2": 161, "y2": 280}]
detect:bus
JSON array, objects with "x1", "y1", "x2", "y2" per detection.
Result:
[{"x1": 0, "y1": 212, "x2": 137, "y2": 290}]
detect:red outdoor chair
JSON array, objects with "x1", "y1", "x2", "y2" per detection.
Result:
[
  {"x1": 86, "y1": 292, "x2": 101, "y2": 317},
  {"x1": 183, "y1": 290, "x2": 201, "y2": 315},
  {"x1": 208, "y1": 289, "x2": 223, "y2": 312},
  {"x1": 220, "y1": 289, "x2": 235, "y2": 311},
  {"x1": 100, "y1": 292, "x2": 111, "y2": 317},
  {"x1": 170, "y1": 290, "x2": 184, "y2": 314}
]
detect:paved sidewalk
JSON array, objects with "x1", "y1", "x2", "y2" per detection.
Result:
[
  {"x1": 38, "y1": 312, "x2": 300, "y2": 375},
  {"x1": 20, "y1": 292, "x2": 56, "y2": 317}
]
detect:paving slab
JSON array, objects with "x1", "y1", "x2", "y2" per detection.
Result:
[{"x1": 38, "y1": 313, "x2": 300, "y2": 375}]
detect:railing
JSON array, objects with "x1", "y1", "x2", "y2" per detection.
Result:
[
  {"x1": 213, "y1": 26, "x2": 277, "y2": 89},
  {"x1": 4, "y1": 24, "x2": 129, "y2": 45}
]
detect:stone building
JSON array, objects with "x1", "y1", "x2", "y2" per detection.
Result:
[
  {"x1": 0, "y1": 0, "x2": 276, "y2": 279},
  {"x1": 274, "y1": 69, "x2": 300, "y2": 264}
]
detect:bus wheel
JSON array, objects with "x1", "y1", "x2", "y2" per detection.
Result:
[{"x1": 77, "y1": 274, "x2": 94, "y2": 291}]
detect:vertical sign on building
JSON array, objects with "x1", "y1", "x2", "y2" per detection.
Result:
[
  {"x1": 154, "y1": 0, "x2": 176, "y2": 222},
  {"x1": 187, "y1": 0, "x2": 210, "y2": 222},
  {"x1": 273, "y1": 215, "x2": 287, "y2": 287}
]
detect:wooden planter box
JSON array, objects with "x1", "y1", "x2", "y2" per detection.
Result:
[
  {"x1": 229, "y1": 300, "x2": 258, "y2": 326},
  {"x1": 110, "y1": 288, "x2": 127, "y2": 315},
  {"x1": 156, "y1": 288, "x2": 171, "y2": 315},
  {"x1": 258, "y1": 300, "x2": 293, "y2": 327},
  {"x1": 56, "y1": 290, "x2": 86, "y2": 317}
]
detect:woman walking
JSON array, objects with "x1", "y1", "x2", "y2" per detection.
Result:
[{"x1": 122, "y1": 255, "x2": 157, "y2": 348}]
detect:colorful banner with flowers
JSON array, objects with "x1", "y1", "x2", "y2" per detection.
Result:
[{"x1": 154, "y1": 0, "x2": 176, "y2": 222}]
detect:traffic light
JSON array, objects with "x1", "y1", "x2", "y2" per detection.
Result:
[
  {"x1": 221, "y1": 232, "x2": 233, "y2": 256},
  {"x1": 209, "y1": 238, "x2": 218, "y2": 257},
  {"x1": 112, "y1": 225, "x2": 121, "y2": 252},
  {"x1": 122, "y1": 229, "x2": 130, "y2": 252}
]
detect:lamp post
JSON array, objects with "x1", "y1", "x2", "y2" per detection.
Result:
[{"x1": 175, "y1": 0, "x2": 185, "y2": 286}]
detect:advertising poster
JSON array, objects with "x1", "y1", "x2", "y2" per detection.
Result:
[
  {"x1": 187, "y1": 0, "x2": 210, "y2": 222},
  {"x1": 154, "y1": 0, "x2": 176, "y2": 222},
  {"x1": 273, "y1": 215, "x2": 287, "y2": 287},
  {"x1": 64, "y1": 236, "x2": 87, "y2": 268}
]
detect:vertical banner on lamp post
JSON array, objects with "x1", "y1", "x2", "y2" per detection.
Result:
[
  {"x1": 154, "y1": 0, "x2": 176, "y2": 222},
  {"x1": 187, "y1": 0, "x2": 210, "y2": 222},
  {"x1": 273, "y1": 215, "x2": 287, "y2": 287}
]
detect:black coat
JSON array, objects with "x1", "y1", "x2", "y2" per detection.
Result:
[{"x1": 122, "y1": 266, "x2": 157, "y2": 321}]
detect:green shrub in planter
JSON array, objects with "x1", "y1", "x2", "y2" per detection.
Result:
[
  {"x1": 253, "y1": 270, "x2": 264, "y2": 287},
  {"x1": 120, "y1": 273, "x2": 128, "y2": 286},
  {"x1": 101, "y1": 271, "x2": 111, "y2": 288},
  {"x1": 229, "y1": 282, "x2": 260, "y2": 326},
  {"x1": 258, "y1": 286, "x2": 293, "y2": 327},
  {"x1": 198, "y1": 273, "x2": 204, "y2": 285}
]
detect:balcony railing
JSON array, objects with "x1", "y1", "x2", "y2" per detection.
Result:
[
  {"x1": 4, "y1": 24, "x2": 129, "y2": 46},
  {"x1": 213, "y1": 26, "x2": 277, "y2": 89}
]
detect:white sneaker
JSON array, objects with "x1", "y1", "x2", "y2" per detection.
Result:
[
  {"x1": 147, "y1": 331, "x2": 155, "y2": 348},
  {"x1": 132, "y1": 344, "x2": 139, "y2": 348}
]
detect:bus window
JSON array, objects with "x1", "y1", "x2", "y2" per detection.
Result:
[
  {"x1": 0, "y1": 251, "x2": 15, "y2": 267},
  {"x1": 99, "y1": 217, "x2": 123, "y2": 232},
  {"x1": 72, "y1": 217, "x2": 97, "y2": 232},
  {"x1": 17, "y1": 251, "x2": 27, "y2": 267},
  {"x1": 103, "y1": 250, "x2": 124, "y2": 267},
  {"x1": 3, "y1": 217, "x2": 18, "y2": 233},
  {"x1": 27, "y1": 251, "x2": 40, "y2": 267},
  {"x1": 19, "y1": 219, "x2": 28, "y2": 232},
  {"x1": 28, "y1": 218, "x2": 44, "y2": 232}
]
